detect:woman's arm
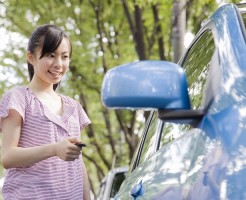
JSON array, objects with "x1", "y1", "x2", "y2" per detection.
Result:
[
  {"x1": 1, "y1": 109, "x2": 82, "y2": 169},
  {"x1": 82, "y1": 159, "x2": 91, "y2": 200}
]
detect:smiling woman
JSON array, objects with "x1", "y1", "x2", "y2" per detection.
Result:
[{"x1": 0, "y1": 24, "x2": 92, "y2": 200}]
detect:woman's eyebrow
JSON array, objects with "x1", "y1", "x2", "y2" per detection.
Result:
[{"x1": 53, "y1": 51, "x2": 70, "y2": 54}]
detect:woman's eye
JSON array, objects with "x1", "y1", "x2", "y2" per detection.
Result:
[
  {"x1": 47, "y1": 54, "x2": 55, "y2": 58},
  {"x1": 63, "y1": 55, "x2": 69, "y2": 59}
]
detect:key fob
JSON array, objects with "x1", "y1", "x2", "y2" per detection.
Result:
[{"x1": 75, "y1": 142, "x2": 87, "y2": 148}]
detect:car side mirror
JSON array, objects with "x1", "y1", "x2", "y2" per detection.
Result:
[
  {"x1": 101, "y1": 60, "x2": 191, "y2": 110},
  {"x1": 101, "y1": 60, "x2": 204, "y2": 127}
]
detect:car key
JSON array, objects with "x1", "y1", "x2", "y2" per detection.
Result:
[{"x1": 75, "y1": 142, "x2": 87, "y2": 148}]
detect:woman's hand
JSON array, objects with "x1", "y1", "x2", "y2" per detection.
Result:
[{"x1": 54, "y1": 138, "x2": 82, "y2": 161}]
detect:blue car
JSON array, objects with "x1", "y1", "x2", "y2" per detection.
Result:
[{"x1": 101, "y1": 3, "x2": 246, "y2": 200}]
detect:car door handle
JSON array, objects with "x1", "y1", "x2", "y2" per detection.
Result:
[{"x1": 130, "y1": 180, "x2": 144, "y2": 199}]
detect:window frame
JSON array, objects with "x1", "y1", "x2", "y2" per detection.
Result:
[
  {"x1": 156, "y1": 26, "x2": 218, "y2": 150},
  {"x1": 129, "y1": 111, "x2": 163, "y2": 171}
]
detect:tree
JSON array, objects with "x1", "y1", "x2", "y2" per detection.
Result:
[{"x1": 172, "y1": 0, "x2": 186, "y2": 63}]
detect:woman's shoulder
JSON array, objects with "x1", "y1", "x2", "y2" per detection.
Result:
[
  {"x1": 3, "y1": 85, "x2": 28, "y2": 97},
  {"x1": 0, "y1": 86, "x2": 29, "y2": 119}
]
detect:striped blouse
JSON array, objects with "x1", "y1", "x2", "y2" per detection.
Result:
[{"x1": 0, "y1": 86, "x2": 91, "y2": 200}]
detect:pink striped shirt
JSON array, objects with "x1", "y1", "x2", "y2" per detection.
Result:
[{"x1": 0, "y1": 86, "x2": 91, "y2": 200}]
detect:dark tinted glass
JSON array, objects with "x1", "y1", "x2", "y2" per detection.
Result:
[
  {"x1": 182, "y1": 30, "x2": 215, "y2": 109},
  {"x1": 110, "y1": 171, "x2": 128, "y2": 197}
]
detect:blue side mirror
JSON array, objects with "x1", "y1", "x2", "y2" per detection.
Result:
[{"x1": 101, "y1": 60, "x2": 191, "y2": 110}]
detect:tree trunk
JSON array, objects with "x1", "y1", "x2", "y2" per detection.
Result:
[{"x1": 172, "y1": 0, "x2": 186, "y2": 63}]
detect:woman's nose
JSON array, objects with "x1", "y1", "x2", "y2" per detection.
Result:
[{"x1": 54, "y1": 57, "x2": 62, "y2": 68}]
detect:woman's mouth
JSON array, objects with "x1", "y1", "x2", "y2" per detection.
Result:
[{"x1": 48, "y1": 70, "x2": 62, "y2": 77}]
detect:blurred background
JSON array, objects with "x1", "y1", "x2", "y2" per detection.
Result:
[{"x1": 0, "y1": 0, "x2": 242, "y2": 199}]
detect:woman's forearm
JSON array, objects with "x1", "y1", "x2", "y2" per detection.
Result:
[
  {"x1": 1, "y1": 143, "x2": 56, "y2": 169},
  {"x1": 2, "y1": 138, "x2": 82, "y2": 169},
  {"x1": 82, "y1": 160, "x2": 91, "y2": 200}
]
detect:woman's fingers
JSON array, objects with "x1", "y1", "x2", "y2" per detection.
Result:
[{"x1": 55, "y1": 139, "x2": 83, "y2": 161}]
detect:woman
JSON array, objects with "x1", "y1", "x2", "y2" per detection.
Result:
[{"x1": 0, "y1": 24, "x2": 91, "y2": 199}]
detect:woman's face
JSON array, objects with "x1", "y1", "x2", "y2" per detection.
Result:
[{"x1": 28, "y1": 38, "x2": 70, "y2": 86}]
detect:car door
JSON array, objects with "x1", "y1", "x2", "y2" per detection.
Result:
[
  {"x1": 152, "y1": 28, "x2": 221, "y2": 199},
  {"x1": 115, "y1": 111, "x2": 162, "y2": 199},
  {"x1": 115, "y1": 26, "x2": 219, "y2": 199}
]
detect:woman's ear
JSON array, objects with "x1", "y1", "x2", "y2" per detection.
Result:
[{"x1": 26, "y1": 51, "x2": 34, "y2": 65}]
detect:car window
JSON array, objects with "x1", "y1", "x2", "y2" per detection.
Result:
[
  {"x1": 128, "y1": 111, "x2": 155, "y2": 172},
  {"x1": 130, "y1": 30, "x2": 217, "y2": 169},
  {"x1": 159, "y1": 123, "x2": 193, "y2": 147},
  {"x1": 182, "y1": 29, "x2": 216, "y2": 109},
  {"x1": 109, "y1": 171, "x2": 128, "y2": 198},
  {"x1": 159, "y1": 30, "x2": 216, "y2": 148},
  {"x1": 138, "y1": 112, "x2": 161, "y2": 166}
]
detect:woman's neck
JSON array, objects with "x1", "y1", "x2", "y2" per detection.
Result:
[
  {"x1": 28, "y1": 81, "x2": 55, "y2": 94},
  {"x1": 27, "y1": 82, "x2": 63, "y2": 116}
]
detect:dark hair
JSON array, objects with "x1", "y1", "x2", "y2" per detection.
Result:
[{"x1": 27, "y1": 24, "x2": 72, "y2": 90}]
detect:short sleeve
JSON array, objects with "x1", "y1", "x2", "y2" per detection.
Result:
[
  {"x1": 76, "y1": 103, "x2": 91, "y2": 131},
  {"x1": 0, "y1": 87, "x2": 26, "y2": 132}
]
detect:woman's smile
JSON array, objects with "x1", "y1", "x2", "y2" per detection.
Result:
[{"x1": 48, "y1": 70, "x2": 62, "y2": 78}]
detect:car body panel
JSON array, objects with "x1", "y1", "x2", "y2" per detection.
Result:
[{"x1": 117, "y1": 128, "x2": 212, "y2": 199}]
